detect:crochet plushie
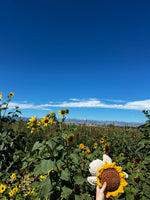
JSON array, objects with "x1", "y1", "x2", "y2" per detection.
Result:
[{"x1": 87, "y1": 154, "x2": 128, "y2": 198}]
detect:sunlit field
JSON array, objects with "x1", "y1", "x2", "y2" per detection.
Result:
[{"x1": 0, "y1": 93, "x2": 150, "y2": 200}]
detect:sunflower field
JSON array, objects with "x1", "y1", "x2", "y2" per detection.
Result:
[{"x1": 0, "y1": 93, "x2": 150, "y2": 200}]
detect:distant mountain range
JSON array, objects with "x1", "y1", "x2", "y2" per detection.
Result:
[
  {"x1": 65, "y1": 118, "x2": 145, "y2": 126},
  {"x1": 63, "y1": 118, "x2": 145, "y2": 127},
  {"x1": 22, "y1": 117, "x2": 145, "y2": 127}
]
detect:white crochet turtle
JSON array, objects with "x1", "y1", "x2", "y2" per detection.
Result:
[{"x1": 87, "y1": 154, "x2": 128, "y2": 186}]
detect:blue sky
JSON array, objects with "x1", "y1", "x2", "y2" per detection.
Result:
[{"x1": 0, "y1": 0, "x2": 150, "y2": 122}]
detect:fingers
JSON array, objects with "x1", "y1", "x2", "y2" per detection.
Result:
[{"x1": 100, "y1": 182, "x2": 107, "y2": 193}]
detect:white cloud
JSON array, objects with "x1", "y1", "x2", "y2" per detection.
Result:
[
  {"x1": 6, "y1": 98, "x2": 150, "y2": 111},
  {"x1": 100, "y1": 99, "x2": 126, "y2": 103},
  {"x1": 69, "y1": 98, "x2": 80, "y2": 101},
  {"x1": 8, "y1": 102, "x2": 51, "y2": 110},
  {"x1": 123, "y1": 100, "x2": 150, "y2": 110}
]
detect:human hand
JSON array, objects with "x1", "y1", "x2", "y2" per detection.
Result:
[{"x1": 96, "y1": 182, "x2": 107, "y2": 200}]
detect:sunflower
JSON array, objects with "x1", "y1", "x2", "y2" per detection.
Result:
[
  {"x1": 11, "y1": 173, "x2": 16, "y2": 179},
  {"x1": 87, "y1": 149, "x2": 91, "y2": 154},
  {"x1": 87, "y1": 154, "x2": 128, "y2": 198},
  {"x1": 133, "y1": 157, "x2": 142, "y2": 164},
  {"x1": 66, "y1": 133, "x2": 75, "y2": 145},
  {"x1": 79, "y1": 143, "x2": 84, "y2": 149},
  {"x1": 100, "y1": 138, "x2": 104, "y2": 143},
  {"x1": 0, "y1": 93, "x2": 2, "y2": 100},
  {"x1": 0, "y1": 184, "x2": 6, "y2": 194},
  {"x1": 41, "y1": 116, "x2": 51, "y2": 126},
  {"x1": 59, "y1": 110, "x2": 66, "y2": 116},
  {"x1": 120, "y1": 153, "x2": 124, "y2": 157},
  {"x1": 103, "y1": 143, "x2": 110, "y2": 155},
  {"x1": 29, "y1": 116, "x2": 37, "y2": 123},
  {"x1": 9, "y1": 190, "x2": 14, "y2": 197},
  {"x1": 28, "y1": 116, "x2": 40, "y2": 127},
  {"x1": 13, "y1": 187, "x2": 18, "y2": 193},
  {"x1": 9, "y1": 92, "x2": 14, "y2": 97}
]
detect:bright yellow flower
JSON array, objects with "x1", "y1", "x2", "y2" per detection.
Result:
[
  {"x1": 120, "y1": 153, "x2": 124, "y2": 157},
  {"x1": 11, "y1": 173, "x2": 16, "y2": 179},
  {"x1": 100, "y1": 138, "x2": 104, "y2": 143},
  {"x1": 9, "y1": 190, "x2": 14, "y2": 197},
  {"x1": 0, "y1": 184, "x2": 6, "y2": 193},
  {"x1": 41, "y1": 116, "x2": 51, "y2": 126},
  {"x1": 97, "y1": 162, "x2": 128, "y2": 198},
  {"x1": 79, "y1": 143, "x2": 84, "y2": 149},
  {"x1": 0, "y1": 93, "x2": 2, "y2": 100},
  {"x1": 29, "y1": 116, "x2": 37, "y2": 123},
  {"x1": 13, "y1": 187, "x2": 18, "y2": 193},
  {"x1": 9, "y1": 92, "x2": 14, "y2": 97},
  {"x1": 66, "y1": 133, "x2": 75, "y2": 145},
  {"x1": 59, "y1": 109, "x2": 66, "y2": 116},
  {"x1": 87, "y1": 149, "x2": 91, "y2": 154}
]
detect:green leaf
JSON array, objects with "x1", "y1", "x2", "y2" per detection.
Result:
[
  {"x1": 143, "y1": 183, "x2": 150, "y2": 198},
  {"x1": 126, "y1": 194, "x2": 134, "y2": 200},
  {"x1": 61, "y1": 186, "x2": 72, "y2": 199},
  {"x1": 56, "y1": 160, "x2": 64, "y2": 169},
  {"x1": 34, "y1": 163, "x2": 42, "y2": 176},
  {"x1": 41, "y1": 159, "x2": 54, "y2": 174},
  {"x1": 69, "y1": 153, "x2": 79, "y2": 164},
  {"x1": 41, "y1": 177, "x2": 52, "y2": 197},
  {"x1": 56, "y1": 145, "x2": 64, "y2": 151},
  {"x1": 145, "y1": 178, "x2": 150, "y2": 184},
  {"x1": 73, "y1": 174, "x2": 85, "y2": 185},
  {"x1": 32, "y1": 141, "x2": 43, "y2": 151},
  {"x1": 75, "y1": 195, "x2": 82, "y2": 200},
  {"x1": 16, "y1": 110, "x2": 21, "y2": 114},
  {"x1": 60, "y1": 168, "x2": 70, "y2": 181},
  {"x1": 46, "y1": 139, "x2": 56, "y2": 150},
  {"x1": 21, "y1": 162, "x2": 28, "y2": 170},
  {"x1": 62, "y1": 132, "x2": 68, "y2": 139},
  {"x1": 143, "y1": 157, "x2": 150, "y2": 164},
  {"x1": 81, "y1": 193, "x2": 92, "y2": 200}
]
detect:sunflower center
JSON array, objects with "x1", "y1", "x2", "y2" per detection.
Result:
[
  {"x1": 45, "y1": 119, "x2": 49, "y2": 123},
  {"x1": 105, "y1": 145, "x2": 109, "y2": 151},
  {"x1": 68, "y1": 136, "x2": 73, "y2": 142},
  {"x1": 101, "y1": 168, "x2": 120, "y2": 192}
]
